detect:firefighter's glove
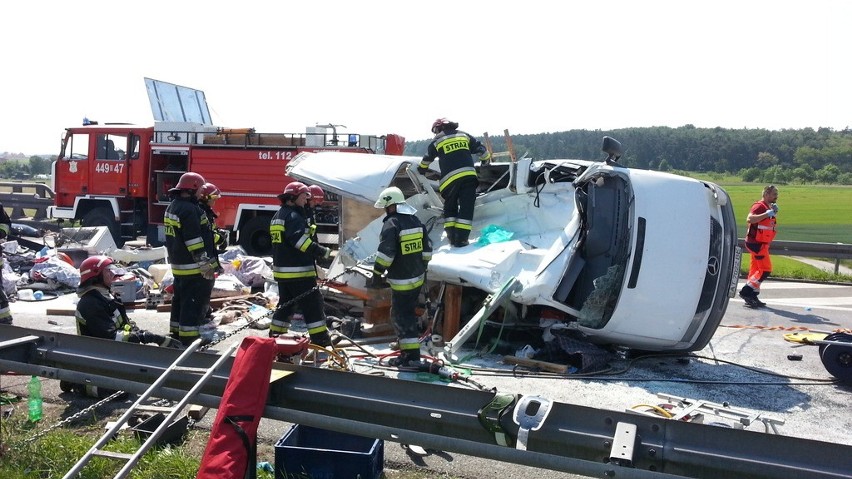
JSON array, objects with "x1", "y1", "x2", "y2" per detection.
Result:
[
  {"x1": 766, "y1": 209, "x2": 776, "y2": 219},
  {"x1": 198, "y1": 260, "x2": 216, "y2": 280},
  {"x1": 140, "y1": 331, "x2": 165, "y2": 345},
  {"x1": 417, "y1": 165, "x2": 430, "y2": 175},
  {"x1": 367, "y1": 272, "x2": 388, "y2": 289},
  {"x1": 308, "y1": 224, "x2": 317, "y2": 237},
  {"x1": 479, "y1": 151, "x2": 492, "y2": 164}
]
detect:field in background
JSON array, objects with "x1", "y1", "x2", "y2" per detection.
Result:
[{"x1": 686, "y1": 177, "x2": 852, "y2": 244}]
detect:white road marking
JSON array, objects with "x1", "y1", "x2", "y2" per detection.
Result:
[
  {"x1": 732, "y1": 297, "x2": 852, "y2": 312},
  {"x1": 740, "y1": 281, "x2": 850, "y2": 290}
]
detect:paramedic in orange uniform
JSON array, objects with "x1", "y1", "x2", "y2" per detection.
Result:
[{"x1": 739, "y1": 185, "x2": 779, "y2": 308}]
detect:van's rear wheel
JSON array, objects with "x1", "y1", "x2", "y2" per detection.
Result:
[
  {"x1": 82, "y1": 207, "x2": 123, "y2": 247},
  {"x1": 239, "y1": 216, "x2": 272, "y2": 256}
]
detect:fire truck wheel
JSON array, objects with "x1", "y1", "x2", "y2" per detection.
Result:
[
  {"x1": 239, "y1": 216, "x2": 272, "y2": 256},
  {"x1": 82, "y1": 207, "x2": 123, "y2": 247}
]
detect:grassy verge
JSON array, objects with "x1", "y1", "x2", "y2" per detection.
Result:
[
  {"x1": 0, "y1": 401, "x2": 228, "y2": 479},
  {"x1": 0, "y1": 400, "x2": 457, "y2": 479},
  {"x1": 741, "y1": 256, "x2": 852, "y2": 283}
]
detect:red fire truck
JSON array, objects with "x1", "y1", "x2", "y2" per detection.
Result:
[{"x1": 47, "y1": 79, "x2": 404, "y2": 255}]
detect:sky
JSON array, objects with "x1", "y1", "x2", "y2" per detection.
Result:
[{"x1": 2, "y1": 0, "x2": 850, "y2": 155}]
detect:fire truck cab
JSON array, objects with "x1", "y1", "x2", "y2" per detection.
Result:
[{"x1": 48, "y1": 78, "x2": 404, "y2": 255}]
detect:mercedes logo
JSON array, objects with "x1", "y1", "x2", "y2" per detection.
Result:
[{"x1": 707, "y1": 256, "x2": 719, "y2": 276}]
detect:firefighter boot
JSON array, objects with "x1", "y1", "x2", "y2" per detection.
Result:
[
  {"x1": 453, "y1": 228, "x2": 470, "y2": 248},
  {"x1": 445, "y1": 228, "x2": 456, "y2": 246},
  {"x1": 310, "y1": 331, "x2": 332, "y2": 348}
]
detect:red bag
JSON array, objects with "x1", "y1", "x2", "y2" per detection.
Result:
[{"x1": 196, "y1": 336, "x2": 278, "y2": 479}]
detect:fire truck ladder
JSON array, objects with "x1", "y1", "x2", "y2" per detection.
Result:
[{"x1": 61, "y1": 339, "x2": 239, "y2": 479}]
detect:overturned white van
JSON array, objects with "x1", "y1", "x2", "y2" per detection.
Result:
[{"x1": 287, "y1": 138, "x2": 740, "y2": 352}]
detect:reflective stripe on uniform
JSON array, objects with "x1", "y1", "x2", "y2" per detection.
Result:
[
  {"x1": 185, "y1": 235, "x2": 205, "y2": 252},
  {"x1": 272, "y1": 265, "x2": 316, "y2": 280},
  {"x1": 455, "y1": 217, "x2": 473, "y2": 231},
  {"x1": 306, "y1": 320, "x2": 328, "y2": 335},
  {"x1": 388, "y1": 273, "x2": 425, "y2": 291},
  {"x1": 439, "y1": 167, "x2": 477, "y2": 192},
  {"x1": 171, "y1": 262, "x2": 202, "y2": 275},
  {"x1": 375, "y1": 251, "x2": 393, "y2": 268},
  {"x1": 295, "y1": 234, "x2": 314, "y2": 253}
]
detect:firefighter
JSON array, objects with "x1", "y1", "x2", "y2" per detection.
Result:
[
  {"x1": 75, "y1": 255, "x2": 181, "y2": 347},
  {"x1": 199, "y1": 182, "x2": 229, "y2": 253},
  {"x1": 164, "y1": 172, "x2": 218, "y2": 345},
  {"x1": 417, "y1": 118, "x2": 491, "y2": 247},
  {"x1": 0, "y1": 202, "x2": 12, "y2": 325},
  {"x1": 306, "y1": 184, "x2": 325, "y2": 243},
  {"x1": 64, "y1": 255, "x2": 181, "y2": 398},
  {"x1": 370, "y1": 186, "x2": 432, "y2": 367},
  {"x1": 269, "y1": 181, "x2": 333, "y2": 346}
]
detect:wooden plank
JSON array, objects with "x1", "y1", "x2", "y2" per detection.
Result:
[
  {"x1": 188, "y1": 404, "x2": 209, "y2": 421},
  {"x1": 442, "y1": 284, "x2": 462, "y2": 340},
  {"x1": 503, "y1": 355, "x2": 568, "y2": 374},
  {"x1": 156, "y1": 293, "x2": 258, "y2": 313}
]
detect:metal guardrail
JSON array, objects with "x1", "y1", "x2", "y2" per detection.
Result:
[
  {"x1": 0, "y1": 181, "x2": 55, "y2": 220},
  {"x1": 740, "y1": 239, "x2": 852, "y2": 275},
  {"x1": 1, "y1": 326, "x2": 850, "y2": 479}
]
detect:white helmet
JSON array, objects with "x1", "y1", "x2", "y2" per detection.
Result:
[{"x1": 374, "y1": 186, "x2": 416, "y2": 214}]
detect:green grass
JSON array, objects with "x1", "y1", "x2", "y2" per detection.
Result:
[
  {"x1": 0, "y1": 420, "x2": 221, "y2": 479},
  {"x1": 740, "y1": 255, "x2": 852, "y2": 283},
  {"x1": 721, "y1": 184, "x2": 852, "y2": 243},
  {"x1": 686, "y1": 178, "x2": 852, "y2": 243}
]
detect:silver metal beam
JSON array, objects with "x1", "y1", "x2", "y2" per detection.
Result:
[{"x1": 0, "y1": 326, "x2": 849, "y2": 479}]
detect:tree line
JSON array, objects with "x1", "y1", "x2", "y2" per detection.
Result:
[
  {"x1": 0, "y1": 155, "x2": 52, "y2": 179},
  {"x1": 7, "y1": 126, "x2": 852, "y2": 184},
  {"x1": 404, "y1": 125, "x2": 852, "y2": 185}
]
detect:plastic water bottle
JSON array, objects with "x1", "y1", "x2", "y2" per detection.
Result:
[{"x1": 27, "y1": 375, "x2": 43, "y2": 422}]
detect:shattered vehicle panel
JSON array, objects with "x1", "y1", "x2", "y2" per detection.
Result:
[{"x1": 286, "y1": 145, "x2": 739, "y2": 352}]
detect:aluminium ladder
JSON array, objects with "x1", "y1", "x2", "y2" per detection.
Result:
[{"x1": 62, "y1": 338, "x2": 239, "y2": 479}]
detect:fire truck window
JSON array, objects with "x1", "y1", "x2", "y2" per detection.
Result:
[
  {"x1": 96, "y1": 135, "x2": 127, "y2": 160},
  {"x1": 70, "y1": 134, "x2": 89, "y2": 160},
  {"x1": 128, "y1": 135, "x2": 140, "y2": 160}
]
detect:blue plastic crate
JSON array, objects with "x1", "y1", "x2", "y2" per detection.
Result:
[{"x1": 274, "y1": 424, "x2": 383, "y2": 479}]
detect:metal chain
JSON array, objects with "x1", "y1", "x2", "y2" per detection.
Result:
[
  {"x1": 17, "y1": 390, "x2": 126, "y2": 445},
  {"x1": 198, "y1": 253, "x2": 377, "y2": 352}
]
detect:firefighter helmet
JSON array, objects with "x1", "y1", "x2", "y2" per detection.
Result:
[
  {"x1": 431, "y1": 118, "x2": 458, "y2": 134},
  {"x1": 374, "y1": 186, "x2": 416, "y2": 214},
  {"x1": 79, "y1": 255, "x2": 114, "y2": 284},
  {"x1": 374, "y1": 187, "x2": 405, "y2": 208},
  {"x1": 308, "y1": 185, "x2": 325, "y2": 205},
  {"x1": 200, "y1": 182, "x2": 221, "y2": 200},
  {"x1": 169, "y1": 172, "x2": 206, "y2": 192},
  {"x1": 278, "y1": 181, "x2": 309, "y2": 200}
]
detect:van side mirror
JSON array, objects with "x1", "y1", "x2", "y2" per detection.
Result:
[{"x1": 602, "y1": 136, "x2": 623, "y2": 164}]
